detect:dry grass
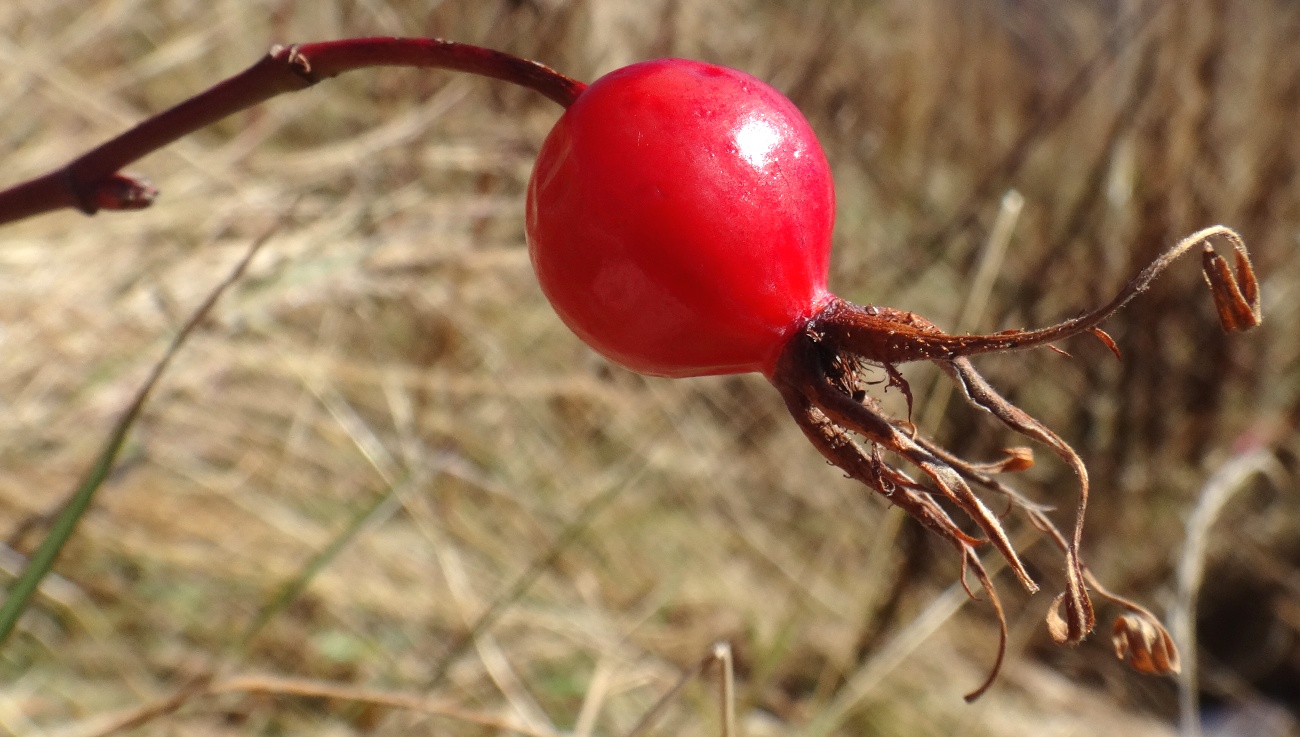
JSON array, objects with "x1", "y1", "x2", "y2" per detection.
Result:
[{"x1": 1, "y1": 1, "x2": 1298, "y2": 735}]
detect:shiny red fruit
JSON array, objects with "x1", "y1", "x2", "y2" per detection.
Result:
[{"x1": 526, "y1": 58, "x2": 836, "y2": 378}]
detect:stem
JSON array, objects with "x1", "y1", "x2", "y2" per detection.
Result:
[{"x1": 0, "y1": 38, "x2": 585, "y2": 225}]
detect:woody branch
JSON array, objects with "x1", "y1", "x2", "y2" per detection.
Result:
[{"x1": 0, "y1": 38, "x2": 583, "y2": 226}]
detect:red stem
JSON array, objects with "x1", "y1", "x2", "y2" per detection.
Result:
[{"x1": 0, "y1": 38, "x2": 585, "y2": 226}]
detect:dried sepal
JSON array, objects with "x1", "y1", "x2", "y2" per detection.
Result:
[
  {"x1": 1045, "y1": 569, "x2": 1095, "y2": 646},
  {"x1": 1088, "y1": 327, "x2": 1122, "y2": 360},
  {"x1": 968, "y1": 447, "x2": 1035, "y2": 475},
  {"x1": 1046, "y1": 593, "x2": 1070, "y2": 643},
  {"x1": 769, "y1": 226, "x2": 1257, "y2": 699},
  {"x1": 819, "y1": 226, "x2": 1258, "y2": 364},
  {"x1": 961, "y1": 547, "x2": 1009, "y2": 703},
  {"x1": 1201, "y1": 236, "x2": 1262, "y2": 331},
  {"x1": 1112, "y1": 612, "x2": 1181, "y2": 675},
  {"x1": 1083, "y1": 571, "x2": 1181, "y2": 676}
]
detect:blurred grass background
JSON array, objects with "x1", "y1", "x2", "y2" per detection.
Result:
[{"x1": 1, "y1": 0, "x2": 1298, "y2": 735}]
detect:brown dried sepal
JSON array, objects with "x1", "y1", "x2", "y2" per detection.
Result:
[
  {"x1": 970, "y1": 447, "x2": 1035, "y2": 475},
  {"x1": 768, "y1": 226, "x2": 1255, "y2": 699},
  {"x1": 1045, "y1": 565, "x2": 1096, "y2": 646},
  {"x1": 1112, "y1": 612, "x2": 1181, "y2": 675},
  {"x1": 1088, "y1": 327, "x2": 1121, "y2": 360},
  {"x1": 1202, "y1": 238, "x2": 1262, "y2": 332}
]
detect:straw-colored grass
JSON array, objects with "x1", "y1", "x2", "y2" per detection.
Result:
[{"x1": 2, "y1": 1, "x2": 1297, "y2": 735}]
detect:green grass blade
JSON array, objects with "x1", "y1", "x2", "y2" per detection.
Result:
[{"x1": 0, "y1": 232, "x2": 273, "y2": 648}]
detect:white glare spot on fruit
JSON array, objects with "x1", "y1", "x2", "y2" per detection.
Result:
[{"x1": 735, "y1": 117, "x2": 780, "y2": 169}]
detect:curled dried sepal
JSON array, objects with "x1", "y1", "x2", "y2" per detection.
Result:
[
  {"x1": 1029, "y1": 508, "x2": 1180, "y2": 672},
  {"x1": 1043, "y1": 539, "x2": 1097, "y2": 645},
  {"x1": 768, "y1": 226, "x2": 1258, "y2": 700},
  {"x1": 1084, "y1": 570, "x2": 1181, "y2": 676},
  {"x1": 818, "y1": 226, "x2": 1258, "y2": 365},
  {"x1": 1202, "y1": 235, "x2": 1262, "y2": 331},
  {"x1": 1045, "y1": 575, "x2": 1096, "y2": 645},
  {"x1": 1046, "y1": 594, "x2": 1070, "y2": 643},
  {"x1": 1113, "y1": 612, "x2": 1181, "y2": 675}
]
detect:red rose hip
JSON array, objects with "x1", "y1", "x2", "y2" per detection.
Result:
[
  {"x1": 525, "y1": 58, "x2": 836, "y2": 378},
  {"x1": 521, "y1": 54, "x2": 1257, "y2": 700}
]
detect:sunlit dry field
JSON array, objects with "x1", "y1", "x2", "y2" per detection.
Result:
[{"x1": 2, "y1": 1, "x2": 1298, "y2": 735}]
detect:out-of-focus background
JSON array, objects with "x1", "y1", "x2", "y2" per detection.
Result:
[{"x1": 1, "y1": 1, "x2": 1297, "y2": 735}]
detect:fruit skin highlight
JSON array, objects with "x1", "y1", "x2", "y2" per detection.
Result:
[{"x1": 526, "y1": 58, "x2": 836, "y2": 378}]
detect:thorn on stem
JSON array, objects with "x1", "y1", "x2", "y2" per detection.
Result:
[
  {"x1": 69, "y1": 171, "x2": 159, "y2": 215},
  {"x1": 87, "y1": 173, "x2": 158, "y2": 213},
  {"x1": 270, "y1": 43, "x2": 318, "y2": 83}
]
